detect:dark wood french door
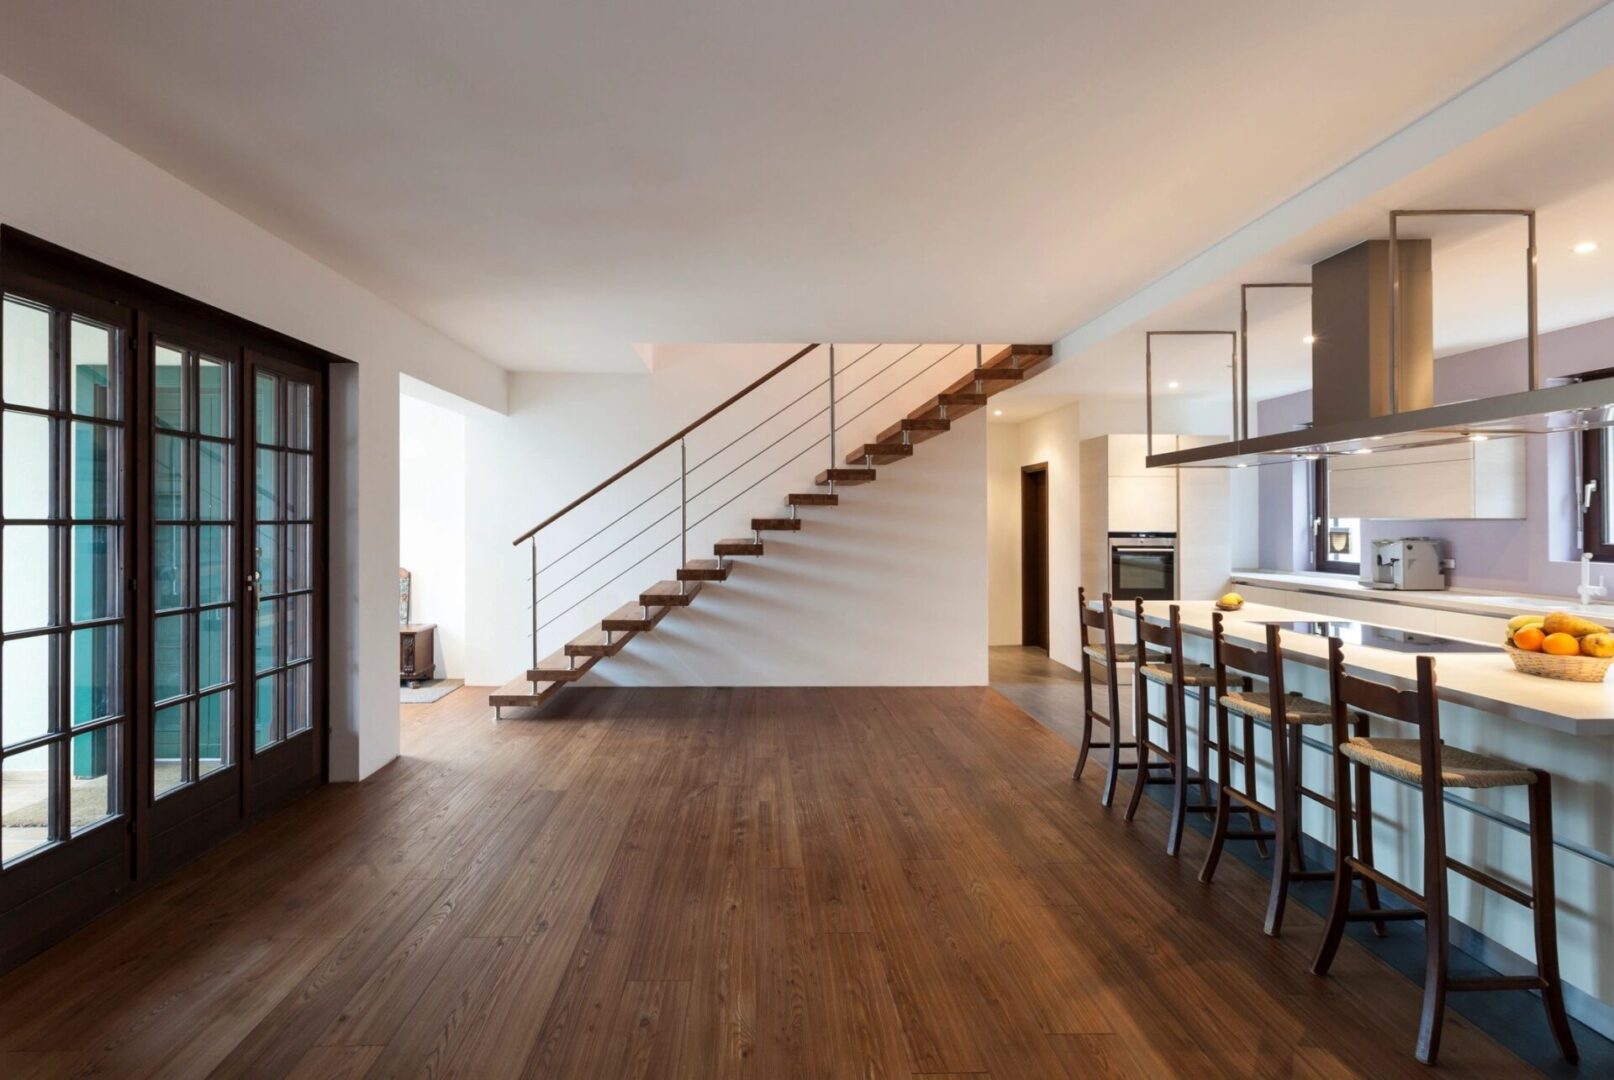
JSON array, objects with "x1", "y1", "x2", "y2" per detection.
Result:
[{"x1": 1, "y1": 234, "x2": 327, "y2": 969}]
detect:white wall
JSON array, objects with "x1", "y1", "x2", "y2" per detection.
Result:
[
  {"x1": 463, "y1": 343, "x2": 990, "y2": 687},
  {"x1": 1, "y1": 73, "x2": 508, "y2": 779},
  {"x1": 986, "y1": 424, "x2": 1023, "y2": 646},
  {"x1": 399, "y1": 391, "x2": 467, "y2": 679}
]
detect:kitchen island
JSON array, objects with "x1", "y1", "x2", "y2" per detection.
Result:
[{"x1": 1101, "y1": 596, "x2": 1614, "y2": 1038}]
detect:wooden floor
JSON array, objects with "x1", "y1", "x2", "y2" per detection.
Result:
[{"x1": 0, "y1": 681, "x2": 1538, "y2": 1078}]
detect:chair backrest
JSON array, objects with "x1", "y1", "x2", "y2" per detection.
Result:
[
  {"x1": 1079, "y1": 587, "x2": 1112, "y2": 649},
  {"x1": 1326, "y1": 638, "x2": 1438, "y2": 732},
  {"x1": 1211, "y1": 612, "x2": 1285, "y2": 699},
  {"x1": 1137, "y1": 599, "x2": 1185, "y2": 680},
  {"x1": 1326, "y1": 639, "x2": 1443, "y2": 794}
]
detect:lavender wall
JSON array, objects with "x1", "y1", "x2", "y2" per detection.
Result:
[{"x1": 1255, "y1": 316, "x2": 1614, "y2": 597}]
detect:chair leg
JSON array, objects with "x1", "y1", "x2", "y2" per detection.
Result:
[
  {"x1": 1100, "y1": 664, "x2": 1125, "y2": 808},
  {"x1": 1286, "y1": 724, "x2": 1307, "y2": 873},
  {"x1": 1351, "y1": 759, "x2": 1388, "y2": 937},
  {"x1": 1263, "y1": 715, "x2": 1294, "y2": 937},
  {"x1": 1241, "y1": 707, "x2": 1268, "y2": 858},
  {"x1": 1166, "y1": 684, "x2": 1189, "y2": 857},
  {"x1": 1310, "y1": 730, "x2": 1355, "y2": 977},
  {"x1": 1528, "y1": 774, "x2": 1579, "y2": 1063},
  {"x1": 1415, "y1": 782, "x2": 1450, "y2": 1065},
  {"x1": 1073, "y1": 667, "x2": 1095, "y2": 781},
  {"x1": 1123, "y1": 687, "x2": 1153, "y2": 823},
  {"x1": 1196, "y1": 687, "x2": 1212, "y2": 811},
  {"x1": 1199, "y1": 704, "x2": 1233, "y2": 884}
]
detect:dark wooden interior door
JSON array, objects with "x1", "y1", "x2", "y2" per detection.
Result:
[{"x1": 1021, "y1": 464, "x2": 1049, "y2": 651}]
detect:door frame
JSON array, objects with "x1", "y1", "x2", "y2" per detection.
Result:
[{"x1": 1020, "y1": 462, "x2": 1049, "y2": 651}]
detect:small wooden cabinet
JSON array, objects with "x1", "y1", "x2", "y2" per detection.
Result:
[{"x1": 400, "y1": 623, "x2": 436, "y2": 682}]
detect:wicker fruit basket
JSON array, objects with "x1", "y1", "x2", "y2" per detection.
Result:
[
  {"x1": 1504, "y1": 645, "x2": 1614, "y2": 682},
  {"x1": 1214, "y1": 601, "x2": 1245, "y2": 612}
]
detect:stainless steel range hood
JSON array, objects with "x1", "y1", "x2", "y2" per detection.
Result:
[{"x1": 1145, "y1": 209, "x2": 1614, "y2": 468}]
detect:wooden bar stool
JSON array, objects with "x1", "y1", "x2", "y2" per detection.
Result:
[
  {"x1": 1199, "y1": 615, "x2": 1345, "y2": 936},
  {"x1": 1311, "y1": 641, "x2": 1578, "y2": 1066},
  {"x1": 1123, "y1": 601, "x2": 1217, "y2": 856},
  {"x1": 1073, "y1": 589, "x2": 1159, "y2": 807}
]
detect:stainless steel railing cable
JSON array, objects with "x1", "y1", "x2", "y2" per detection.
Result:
[{"x1": 527, "y1": 343, "x2": 968, "y2": 635}]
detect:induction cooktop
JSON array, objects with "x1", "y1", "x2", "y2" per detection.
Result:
[{"x1": 1256, "y1": 620, "x2": 1500, "y2": 653}]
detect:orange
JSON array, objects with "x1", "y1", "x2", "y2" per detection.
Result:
[
  {"x1": 1542, "y1": 632, "x2": 1581, "y2": 656},
  {"x1": 1512, "y1": 626, "x2": 1544, "y2": 652}
]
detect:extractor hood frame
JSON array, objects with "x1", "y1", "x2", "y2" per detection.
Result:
[
  {"x1": 1147, "y1": 208, "x2": 1556, "y2": 468},
  {"x1": 1144, "y1": 329, "x2": 1238, "y2": 460}
]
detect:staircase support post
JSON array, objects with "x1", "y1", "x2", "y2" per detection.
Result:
[
  {"x1": 530, "y1": 538, "x2": 539, "y2": 669},
  {"x1": 679, "y1": 437, "x2": 688, "y2": 594},
  {"x1": 827, "y1": 344, "x2": 837, "y2": 489}
]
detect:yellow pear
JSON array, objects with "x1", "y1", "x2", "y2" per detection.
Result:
[
  {"x1": 1580, "y1": 633, "x2": 1614, "y2": 658},
  {"x1": 1543, "y1": 612, "x2": 1610, "y2": 638}
]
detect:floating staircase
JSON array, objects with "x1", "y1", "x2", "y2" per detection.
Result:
[{"x1": 491, "y1": 343, "x2": 1053, "y2": 714}]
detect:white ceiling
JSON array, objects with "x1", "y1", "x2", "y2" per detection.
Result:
[
  {"x1": 0, "y1": 1, "x2": 1599, "y2": 373},
  {"x1": 1006, "y1": 61, "x2": 1614, "y2": 418}
]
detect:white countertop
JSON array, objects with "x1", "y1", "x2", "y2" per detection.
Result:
[
  {"x1": 1230, "y1": 569, "x2": 1614, "y2": 621},
  {"x1": 1115, "y1": 599, "x2": 1614, "y2": 737}
]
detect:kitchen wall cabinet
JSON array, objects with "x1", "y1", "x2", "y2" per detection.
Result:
[
  {"x1": 1328, "y1": 437, "x2": 1525, "y2": 520},
  {"x1": 1079, "y1": 434, "x2": 1234, "y2": 603}
]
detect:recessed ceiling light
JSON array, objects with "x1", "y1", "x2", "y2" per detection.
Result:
[
  {"x1": 1468, "y1": 433, "x2": 1489, "y2": 442},
  {"x1": 1167, "y1": 380, "x2": 1180, "y2": 389},
  {"x1": 1352, "y1": 447, "x2": 1372, "y2": 455},
  {"x1": 1303, "y1": 334, "x2": 1317, "y2": 345},
  {"x1": 1573, "y1": 241, "x2": 1599, "y2": 255},
  {"x1": 992, "y1": 409, "x2": 1003, "y2": 416},
  {"x1": 1236, "y1": 462, "x2": 1249, "y2": 469},
  {"x1": 1300, "y1": 453, "x2": 1321, "y2": 461}
]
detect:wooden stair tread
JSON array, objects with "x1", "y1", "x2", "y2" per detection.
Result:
[
  {"x1": 602, "y1": 602, "x2": 670, "y2": 632},
  {"x1": 875, "y1": 416, "x2": 949, "y2": 444},
  {"x1": 565, "y1": 627, "x2": 636, "y2": 657},
  {"x1": 844, "y1": 442, "x2": 914, "y2": 466},
  {"x1": 641, "y1": 580, "x2": 701, "y2": 606},
  {"x1": 787, "y1": 492, "x2": 838, "y2": 506},
  {"x1": 751, "y1": 517, "x2": 801, "y2": 531},
  {"x1": 942, "y1": 366, "x2": 1025, "y2": 398},
  {"x1": 489, "y1": 676, "x2": 563, "y2": 708},
  {"x1": 678, "y1": 558, "x2": 731, "y2": 582},
  {"x1": 528, "y1": 649, "x2": 599, "y2": 682},
  {"x1": 906, "y1": 392, "x2": 986, "y2": 422},
  {"x1": 715, "y1": 537, "x2": 764, "y2": 556},
  {"x1": 816, "y1": 468, "x2": 875, "y2": 486}
]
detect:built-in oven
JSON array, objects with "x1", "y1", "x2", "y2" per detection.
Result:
[{"x1": 1108, "y1": 532, "x2": 1176, "y2": 601}]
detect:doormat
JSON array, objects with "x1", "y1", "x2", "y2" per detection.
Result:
[{"x1": 401, "y1": 678, "x2": 464, "y2": 704}]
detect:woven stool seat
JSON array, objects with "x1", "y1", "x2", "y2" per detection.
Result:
[
  {"x1": 1339, "y1": 737, "x2": 1538, "y2": 790},
  {"x1": 1221, "y1": 689, "x2": 1331, "y2": 725},
  {"x1": 1083, "y1": 643, "x2": 1136, "y2": 665},
  {"x1": 1140, "y1": 662, "x2": 1217, "y2": 687}
]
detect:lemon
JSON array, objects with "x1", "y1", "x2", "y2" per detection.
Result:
[{"x1": 1219, "y1": 592, "x2": 1244, "y2": 608}]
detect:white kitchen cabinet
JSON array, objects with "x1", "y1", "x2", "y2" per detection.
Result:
[
  {"x1": 1328, "y1": 437, "x2": 1524, "y2": 520},
  {"x1": 1107, "y1": 475, "x2": 1177, "y2": 532}
]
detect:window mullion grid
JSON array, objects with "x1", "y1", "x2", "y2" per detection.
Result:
[
  {"x1": 50, "y1": 307, "x2": 71, "y2": 843},
  {"x1": 185, "y1": 348, "x2": 200, "y2": 785}
]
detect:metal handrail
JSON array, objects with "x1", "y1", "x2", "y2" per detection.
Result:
[
  {"x1": 523, "y1": 343, "x2": 976, "y2": 639},
  {"x1": 511, "y1": 342, "x2": 822, "y2": 545}
]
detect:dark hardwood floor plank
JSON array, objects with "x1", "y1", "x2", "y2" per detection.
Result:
[{"x1": 0, "y1": 684, "x2": 1541, "y2": 1079}]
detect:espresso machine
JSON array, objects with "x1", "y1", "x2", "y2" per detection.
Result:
[{"x1": 1360, "y1": 537, "x2": 1447, "y2": 591}]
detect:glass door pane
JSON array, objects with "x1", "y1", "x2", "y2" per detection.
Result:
[
  {"x1": 2, "y1": 294, "x2": 128, "y2": 865},
  {"x1": 150, "y1": 342, "x2": 236, "y2": 795},
  {"x1": 250, "y1": 370, "x2": 315, "y2": 749}
]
